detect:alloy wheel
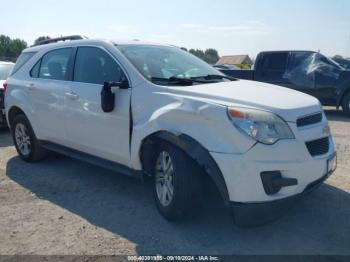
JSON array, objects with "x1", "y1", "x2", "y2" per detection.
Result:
[
  {"x1": 155, "y1": 151, "x2": 175, "y2": 207},
  {"x1": 14, "y1": 123, "x2": 31, "y2": 156}
]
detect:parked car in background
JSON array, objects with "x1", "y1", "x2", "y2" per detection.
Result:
[
  {"x1": 219, "y1": 51, "x2": 350, "y2": 116},
  {"x1": 213, "y1": 64, "x2": 240, "y2": 70},
  {"x1": 0, "y1": 61, "x2": 14, "y2": 127},
  {"x1": 5, "y1": 37, "x2": 336, "y2": 226},
  {"x1": 332, "y1": 56, "x2": 350, "y2": 70}
]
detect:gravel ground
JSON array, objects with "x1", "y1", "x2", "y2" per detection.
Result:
[{"x1": 0, "y1": 108, "x2": 349, "y2": 255}]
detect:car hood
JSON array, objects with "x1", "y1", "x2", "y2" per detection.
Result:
[{"x1": 167, "y1": 80, "x2": 322, "y2": 122}]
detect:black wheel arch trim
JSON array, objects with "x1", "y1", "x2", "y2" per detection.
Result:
[
  {"x1": 141, "y1": 131, "x2": 230, "y2": 205},
  {"x1": 7, "y1": 106, "x2": 27, "y2": 128}
]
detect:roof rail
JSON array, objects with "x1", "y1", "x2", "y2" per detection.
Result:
[{"x1": 33, "y1": 35, "x2": 88, "y2": 46}]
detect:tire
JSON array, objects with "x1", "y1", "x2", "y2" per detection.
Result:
[
  {"x1": 152, "y1": 142, "x2": 200, "y2": 221},
  {"x1": 342, "y1": 92, "x2": 350, "y2": 116},
  {"x1": 11, "y1": 114, "x2": 47, "y2": 162}
]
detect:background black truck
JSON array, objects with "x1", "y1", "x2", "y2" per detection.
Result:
[{"x1": 220, "y1": 51, "x2": 350, "y2": 116}]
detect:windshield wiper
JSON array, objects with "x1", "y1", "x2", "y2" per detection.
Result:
[
  {"x1": 150, "y1": 76, "x2": 212, "y2": 85},
  {"x1": 191, "y1": 74, "x2": 237, "y2": 81}
]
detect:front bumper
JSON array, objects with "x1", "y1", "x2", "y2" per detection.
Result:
[
  {"x1": 210, "y1": 113, "x2": 336, "y2": 225},
  {"x1": 230, "y1": 170, "x2": 333, "y2": 226},
  {"x1": 211, "y1": 136, "x2": 336, "y2": 203}
]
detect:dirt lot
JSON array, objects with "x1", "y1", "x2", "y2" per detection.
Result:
[{"x1": 0, "y1": 108, "x2": 349, "y2": 255}]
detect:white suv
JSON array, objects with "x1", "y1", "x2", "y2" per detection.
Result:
[{"x1": 5, "y1": 36, "x2": 337, "y2": 226}]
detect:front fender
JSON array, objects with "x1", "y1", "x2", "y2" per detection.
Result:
[{"x1": 130, "y1": 96, "x2": 255, "y2": 170}]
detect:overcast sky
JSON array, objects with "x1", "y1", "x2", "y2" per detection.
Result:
[{"x1": 1, "y1": 0, "x2": 350, "y2": 58}]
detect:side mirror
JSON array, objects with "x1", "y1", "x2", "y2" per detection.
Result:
[
  {"x1": 101, "y1": 82, "x2": 115, "y2": 113},
  {"x1": 100, "y1": 81, "x2": 130, "y2": 113}
]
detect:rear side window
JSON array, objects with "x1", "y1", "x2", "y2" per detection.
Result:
[
  {"x1": 38, "y1": 48, "x2": 72, "y2": 81},
  {"x1": 11, "y1": 52, "x2": 36, "y2": 75},
  {"x1": 262, "y1": 53, "x2": 288, "y2": 70},
  {"x1": 73, "y1": 47, "x2": 126, "y2": 85}
]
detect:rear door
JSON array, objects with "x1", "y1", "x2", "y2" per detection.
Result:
[
  {"x1": 28, "y1": 48, "x2": 73, "y2": 144},
  {"x1": 64, "y1": 46, "x2": 131, "y2": 166}
]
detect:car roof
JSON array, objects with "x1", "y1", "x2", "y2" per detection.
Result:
[
  {"x1": 23, "y1": 38, "x2": 174, "y2": 53},
  {"x1": 258, "y1": 50, "x2": 318, "y2": 55}
]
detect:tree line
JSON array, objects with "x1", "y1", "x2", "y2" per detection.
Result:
[
  {"x1": 0, "y1": 35, "x2": 27, "y2": 62},
  {"x1": 181, "y1": 47, "x2": 220, "y2": 64}
]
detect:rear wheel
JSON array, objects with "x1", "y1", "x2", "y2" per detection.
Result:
[
  {"x1": 153, "y1": 143, "x2": 200, "y2": 221},
  {"x1": 11, "y1": 114, "x2": 47, "y2": 162},
  {"x1": 342, "y1": 92, "x2": 350, "y2": 116}
]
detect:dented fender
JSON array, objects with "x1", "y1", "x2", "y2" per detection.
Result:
[{"x1": 129, "y1": 83, "x2": 255, "y2": 171}]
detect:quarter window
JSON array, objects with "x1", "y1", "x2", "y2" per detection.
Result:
[
  {"x1": 30, "y1": 60, "x2": 41, "y2": 78},
  {"x1": 38, "y1": 48, "x2": 72, "y2": 81},
  {"x1": 73, "y1": 47, "x2": 126, "y2": 85},
  {"x1": 11, "y1": 52, "x2": 36, "y2": 75}
]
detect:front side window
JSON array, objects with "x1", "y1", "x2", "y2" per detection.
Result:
[
  {"x1": 38, "y1": 48, "x2": 72, "y2": 81},
  {"x1": 73, "y1": 47, "x2": 126, "y2": 85},
  {"x1": 117, "y1": 45, "x2": 222, "y2": 84}
]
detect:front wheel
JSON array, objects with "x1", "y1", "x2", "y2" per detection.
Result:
[
  {"x1": 342, "y1": 92, "x2": 350, "y2": 116},
  {"x1": 153, "y1": 143, "x2": 200, "y2": 221},
  {"x1": 11, "y1": 114, "x2": 47, "y2": 162}
]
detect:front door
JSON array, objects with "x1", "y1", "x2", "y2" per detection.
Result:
[
  {"x1": 313, "y1": 55, "x2": 340, "y2": 105},
  {"x1": 65, "y1": 46, "x2": 131, "y2": 166},
  {"x1": 283, "y1": 52, "x2": 340, "y2": 104}
]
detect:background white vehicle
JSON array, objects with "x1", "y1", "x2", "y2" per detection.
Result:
[
  {"x1": 5, "y1": 36, "x2": 337, "y2": 226},
  {"x1": 0, "y1": 61, "x2": 14, "y2": 127}
]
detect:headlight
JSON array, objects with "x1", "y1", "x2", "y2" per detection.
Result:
[{"x1": 227, "y1": 107, "x2": 295, "y2": 145}]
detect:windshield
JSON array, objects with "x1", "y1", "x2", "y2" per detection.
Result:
[
  {"x1": 322, "y1": 55, "x2": 343, "y2": 70},
  {"x1": 117, "y1": 45, "x2": 223, "y2": 84},
  {"x1": 332, "y1": 57, "x2": 350, "y2": 70},
  {"x1": 0, "y1": 63, "x2": 14, "y2": 80}
]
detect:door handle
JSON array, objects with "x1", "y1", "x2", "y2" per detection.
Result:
[
  {"x1": 65, "y1": 92, "x2": 79, "y2": 100},
  {"x1": 27, "y1": 83, "x2": 36, "y2": 91}
]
